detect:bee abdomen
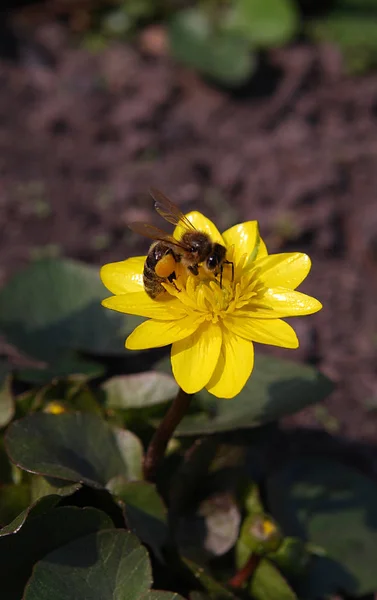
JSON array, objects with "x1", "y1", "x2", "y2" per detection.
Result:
[
  {"x1": 143, "y1": 241, "x2": 176, "y2": 299},
  {"x1": 143, "y1": 264, "x2": 165, "y2": 298}
]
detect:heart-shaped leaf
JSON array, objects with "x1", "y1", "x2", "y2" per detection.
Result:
[
  {"x1": 183, "y1": 557, "x2": 237, "y2": 599},
  {"x1": 1, "y1": 506, "x2": 113, "y2": 600},
  {"x1": 169, "y1": 7, "x2": 255, "y2": 85},
  {"x1": 0, "y1": 494, "x2": 61, "y2": 537},
  {"x1": 335, "y1": 0, "x2": 377, "y2": 7},
  {"x1": 157, "y1": 355, "x2": 333, "y2": 435},
  {"x1": 267, "y1": 457, "x2": 377, "y2": 596},
  {"x1": 17, "y1": 352, "x2": 105, "y2": 385},
  {"x1": 250, "y1": 559, "x2": 298, "y2": 599},
  {"x1": 6, "y1": 412, "x2": 143, "y2": 487},
  {"x1": 0, "y1": 435, "x2": 12, "y2": 484},
  {"x1": 267, "y1": 536, "x2": 310, "y2": 577},
  {"x1": 0, "y1": 364, "x2": 14, "y2": 428},
  {"x1": 103, "y1": 372, "x2": 178, "y2": 409},
  {"x1": 30, "y1": 475, "x2": 81, "y2": 502},
  {"x1": 23, "y1": 529, "x2": 185, "y2": 600},
  {"x1": 0, "y1": 483, "x2": 30, "y2": 529},
  {"x1": 143, "y1": 594, "x2": 185, "y2": 599},
  {"x1": 0, "y1": 258, "x2": 141, "y2": 360},
  {"x1": 107, "y1": 478, "x2": 168, "y2": 561},
  {"x1": 308, "y1": 11, "x2": 377, "y2": 74},
  {"x1": 230, "y1": 0, "x2": 298, "y2": 47}
]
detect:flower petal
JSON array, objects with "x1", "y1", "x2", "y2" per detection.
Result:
[
  {"x1": 126, "y1": 315, "x2": 201, "y2": 350},
  {"x1": 248, "y1": 287, "x2": 322, "y2": 318},
  {"x1": 222, "y1": 221, "x2": 268, "y2": 267},
  {"x1": 224, "y1": 315, "x2": 298, "y2": 348},
  {"x1": 173, "y1": 211, "x2": 224, "y2": 246},
  {"x1": 100, "y1": 258, "x2": 145, "y2": 294},
  {"x1": 171, "y1": 321, "x2": 222, "y2": 394},
  {"x1": 102, "y1": 292, "x2": 188, "y2": 319},
  {"x1": 206, "y1": 329, "x2": 254, "y2": 399},
  {"x1": 256, "y1": 253, "x2": 311, "y2": 290}
]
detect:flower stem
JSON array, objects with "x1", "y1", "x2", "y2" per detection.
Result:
[
  {"x1": 228, "y1": 554, "x2": 260, "y2": 589},
  {"x1": 143, "y1": 387, "x2": 193, "y2": 481}
]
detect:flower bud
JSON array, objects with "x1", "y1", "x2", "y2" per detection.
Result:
[
  {"x1": 241, "y1": 514, "x2": 282, "y2": 556},
  {"x1": 44, "y1": 401, "x2": 67, "y2": 415}
]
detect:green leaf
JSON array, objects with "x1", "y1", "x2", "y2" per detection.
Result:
[
  {"x1": 168, "y1": 8, "x2": 255, "y2": 85},
  {"x1": 267, "y1": 457, "x2": 377, "y2": 596},
  {"x1": 243, "y1": 482, "x2": 264, "y2": 516},
  {"x1": 230, "y1": 0, "x2": 298, "y2": 47},
  {"x1": 23, "y1": 529, "x2": 185, "y2": 600},
  {"x1": 66, "y1": 380, "x2": 103, "y2": 415},
  {"x1": 0, "y1": 258, "x2": 141, "y2": 360},
  {"x1": 107, "y1": 478, "x2": 168, "y2": 561},
  {"x1": 183, "y1": 557, "x2": 237, "y2": 599},
  {"x1": 0, "y1": 483, "x2": 30, "y2": 528},
  {"x1": 250, "y1": 559, "x2": 298, "y2": 600},
  {"x1": 1, "y1": 506, "x2": 112, "y2": 600},
  {"x1": 308, "y1": 12, "x2": 377, "y2": 74},
  {"x1": 6, "y1": 412, "x2": 143, "y2": 487},
  {"x1": 0, "y1": 494, "x2": 60, "y2": 536},
  {"x1": 157, "y1": 355, "x2": 333, "y2": 435},
  {"x1": 236, "y1": 484, "x2": 265, "y2": 569},
  {"x1": 268, "y1": 537, "x2": 311, "y2": 577},
  {"x1": 0, "y1": 435, "x2": 12, "y2": 483},
  {"x1": 144, "y1": 594, "x2": 185, "y2": 600},
  {"x1": 103, "y1": 372, "x2": 178, "y2": 409},
  {"x1": 0, "y1": 364, "x2": 14, "y2": 428},
  {"x1": 17, "y1": 351, "x2": 105, "y2": 385},
  {"x1": 30, "y1": 475, "x2": 81, "y2": 502},
  {"x1": 334, "y1": 0, "x2": 377, "y2": 7}
]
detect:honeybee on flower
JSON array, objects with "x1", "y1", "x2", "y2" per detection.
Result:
[
  {"x1": 128, "y1": 189, "x2": 233, "y2": 298},
  {"x1": 101, "y1": 191, "x2": 322, "y2": 399}
]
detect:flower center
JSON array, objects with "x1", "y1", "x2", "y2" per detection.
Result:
[{"x1": 164, "y1": 259, "x2": 262, "y2": 324}]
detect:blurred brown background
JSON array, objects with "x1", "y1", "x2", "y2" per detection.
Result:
[{"x1": 1, "y1": 0, "x2": 377, "y2": 440}]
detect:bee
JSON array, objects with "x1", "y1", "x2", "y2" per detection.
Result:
[
  {"x1": 129, "y1": 189, "x2": 233, "y2": 299},
  {"x1": 142, "y1": 241, "x2": 179, "y2": 299}
]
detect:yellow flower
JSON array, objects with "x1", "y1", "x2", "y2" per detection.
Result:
[{"x1": 101, "y1": 213, "x2": 321, "y2": 399}]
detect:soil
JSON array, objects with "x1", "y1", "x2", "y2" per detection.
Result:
[{"x1": 0, "y1": 19, "x2": 377, "y2": 443}]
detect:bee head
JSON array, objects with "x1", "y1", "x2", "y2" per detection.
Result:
[{"x1": 205, "y1": 244, "x2": 226, "y2": 272}]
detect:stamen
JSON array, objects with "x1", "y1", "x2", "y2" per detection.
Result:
[{"x1": 160, "y1": 256, "x2": 263, "y2": 323}]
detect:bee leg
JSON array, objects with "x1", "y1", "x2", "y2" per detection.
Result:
[
  {"x1": 224, "y1": 260, "x2": 234, "y2": 282},
  {"x1": 188, "y1": 264, "x2": 199, "y2": 276},
  {"x1": 218, "y1": 261, "x2": 234, "y2": 288},
  {"x1": 168, "y1": 271, "x2": 180, "y2": 292}
]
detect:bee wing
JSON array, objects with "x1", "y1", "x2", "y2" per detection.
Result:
[
  {"x1": 128, "y1": 222, "x2": 189, "y2": 249},
  {"x1": 150, "y1": 188, "x2": 197, "y2": 232}
]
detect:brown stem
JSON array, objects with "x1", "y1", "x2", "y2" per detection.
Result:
[
  {"x1": 228, "y1": 554, "x2": 261, "y2": 589},
  {"x1": 143, "y1": 387, "x2": 193, "y2": 481}
]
